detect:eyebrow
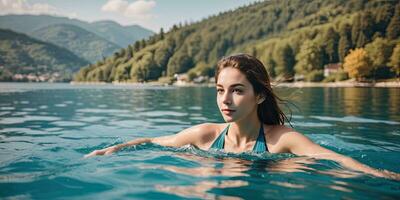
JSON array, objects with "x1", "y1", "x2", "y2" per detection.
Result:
[{"x1": 216, "y1": 83, "x2": 245, "y2": 88}]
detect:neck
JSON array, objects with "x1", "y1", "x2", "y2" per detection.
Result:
[{"x1": 227, "y1": 110, "x2": 261, "y2": 146}]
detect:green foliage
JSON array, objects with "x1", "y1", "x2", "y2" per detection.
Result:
[
  {"x1": 265, "y1": 57, "x2": 277, "y2": 78},
  {"x1": 0, "y1": 68, "x2": 13, "y2": 81},
  {"x1": 338, "y1": 23, "x2": 352, "y2": 62},
  {"x1": 130, "y1": 52, "x2": 159, "y2": 81},
  {"x1": 375, "y1": 4, "x2": 394, "y2": 37},
  {"x1": 32, "y1": 24, "x2": 121, "y2": 63},
  {"x1": 73, "y1": 0, "x2": 400, "y2": 83},
  {"x1": 306, "y1": 70, "x2": 324, "y2": 82},
  {"x1": 386, "y1": 3, "x2": 400, "y2": 39},
  {"x1": 187, "y1": 70, "x2": 197, "y2": 81},
  {"x1": 167, "y1": 45, "x2": 193, "y2": 76},
  {"x1": 323, "y1": 70, "x2": 349, "y2": 82},
  {"x1": 365, "y1": 37, "x2": 395, "y2": 78},
  {"x1": 274, "y1": 44, "x2": 295, "y2": 79},
  {"x1": 0, "y1": 28, "x2": 88, "y2": 81},
  {"x1": 188, "y1": 61, "x2": 214, "y2": 78},
  {"x1": 352, "y1": 11, "x2": 375, "y2": 48},
  {"x1": 335, "y1": 70, "x2": 349, "y2": 81},
  {"x1": 323, "y1": 27, "x2": 339, "y2": 63},
  {"x1": 388, "y1": 43, "x2": 400, "y2": 77},
  {"x1": 294, "y1": 40, "x2": 324, "y2": 75},
  {"x1": 0, "y1": 15, "x2": 154, "y2": 48}
]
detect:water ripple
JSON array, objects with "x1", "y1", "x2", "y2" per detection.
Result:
[
  {"x1": 311, "y1": 116, "x2": 400, "y2": 125},
  {"x1": 0, "y1": 115, "x2": 61, "y2": 125}
]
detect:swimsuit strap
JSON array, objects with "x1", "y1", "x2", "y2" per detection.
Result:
[
  {"x1": 209, "y1": 124, "x2": 268, "y2": 153},
  {"x1": 210, "y1": 124, "x2": 229, "y2": 149},
  {"x1": 252, "y1": 124, "x2": 268, "y2": 153}
]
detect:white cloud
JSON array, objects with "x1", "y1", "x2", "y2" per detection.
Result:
[
  {"x1": 0, "y1": 0, "x2": 77, "y2": 18},
  {"x1": 101, "y1": 0, "x2": 129, "y2": 12},
  {"x1": 101, "y1": 0, "x2": 156, "y2": 20},
  {"x1": 0, "y1": 0, "x2": 57, "y2": 15}
]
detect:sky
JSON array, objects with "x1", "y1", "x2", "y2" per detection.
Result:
[{"x1": 0, "y1": 0, "x2": 259, "y2": 32}]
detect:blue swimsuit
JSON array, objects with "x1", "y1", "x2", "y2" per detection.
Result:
[{"x1": 210, "y1": 124, "x2": 269, "y2": 153}]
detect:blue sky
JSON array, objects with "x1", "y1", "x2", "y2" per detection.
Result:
[{"x1": 0, "y1": 0, "x2": 259, "y2": 31}]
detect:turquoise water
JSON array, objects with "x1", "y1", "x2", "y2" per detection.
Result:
[{"x1": 0, "y1": 83, "x2": 399, "y2": 199}]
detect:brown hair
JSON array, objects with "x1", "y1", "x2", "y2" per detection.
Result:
[{"x1": 215, "y1": 53, "x2": 290, "y2": 125}]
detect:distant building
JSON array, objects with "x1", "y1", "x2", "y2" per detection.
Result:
[
  {"x1": 294, "y1": 74, "x2": 304, "y2": 82},
  {"x1": 324, "y1": 63, "x2": 341, "y2": 77},
  {"x1": 174, "y1": 73, "x2": 189, "y2": 85},
  {"x1": 13, "y1": 74, "x2": 24, "y2": 80},
  {"x1": 193, "y1": 76, "x2": 208, "y2": 83}
]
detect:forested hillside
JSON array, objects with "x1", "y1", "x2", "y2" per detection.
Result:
[
  {"x1": 0, "y1": 29, "x2": 89, "y2": 81},
  {"x1": 0, "y1": 15, "x2": 154, "y2": 47},
  {"x1": 74, "y1": 0, "x2": 400, "y2": 83},
  {"x1": 32, "y1": 24, "x2": 120, "y2": 63}
]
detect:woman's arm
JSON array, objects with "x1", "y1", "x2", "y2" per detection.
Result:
[
  {"x1": 282, "y1": 130, "x2": 400, "y2": 180},
  {"x1": 84, "y1": 123, "x2": 215, "y2": 158},
  {"x1": 83, "y1": 137, "x2": 152, "y2": 158}
]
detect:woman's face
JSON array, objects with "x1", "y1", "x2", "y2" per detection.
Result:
[{"x1": 216, "y1": 67, "x2": 259, "y2": 123}]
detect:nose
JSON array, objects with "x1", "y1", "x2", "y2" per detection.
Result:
[{"x1": 221, "y1": 91, "x2": 232, "y2": 105}]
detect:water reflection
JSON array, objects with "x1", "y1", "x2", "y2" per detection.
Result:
[
  {"x1": 144, "y1": 152, "x2": 362, "y2": 199},
  {"x1": 284, "y1": 87, "x2": 400, "y2": 122},
  {"x1": 1, "y1": 84, "x2": 399, "y2": 199},
  {"x1": 155, "y1": 180, "x2": 247, "y2": 200}
]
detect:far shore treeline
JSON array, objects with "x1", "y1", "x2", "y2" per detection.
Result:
[{"x1": 74, "y1": 0, "x2": 399, "y2": 83}]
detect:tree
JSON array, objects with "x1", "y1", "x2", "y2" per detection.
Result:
[
  {"x1": 159, "y1": 28, "x2": 165, "y2": 40},
  {"x1": 167, "y1": 46, "x2": 193, "y2": 76},
  {"x1": 338, "y1": 23, "x2": 352, "y2": 62},
  {"x1": 130, "y1": 52, "x2": 159, "y2": 81},
  {"x1": 343, "y1": 48, "x2": 372, "y2": 81},
  {"x1": 294, "y1": 40, "x2": 324, "y2": 77},
  {"x1": 274, "y1": 44, "x2": 295, "y2": 79},
  {"x1": 113, "y1": 51, "x2": 120, "y2": 61},
  {"x1": 351, "y1": 13, "x2": 361, "y2": 46},
  {"x1": 119, "y1": 48, "x2": 126, "y2": 58},
  {"x1": 265, "y1": 57, "x2": 276, "y2": 78},
  {"x1": 375, "y1": 4, "x2": 394, "y2": 37},
  {"x1": 354, "y1": 11, "x2": 375, "y2": 48},
  {"x1": 387, "y1": 3, "x2": 400, "y2": 39},
  {"x1": 134, "y1": 41, "x2": 140, "y2": 51},
  {"x1": 365, "y1": 37, "x2": 394, "y2": 79},
  {"x1": 323, "y1": 27, "x2": 340, "y2": 63},
  {"x1": 140, "y1": 39, "x2": 146, "y2": 49},
  {"x1": 114, "y1": 65, "x2": 130, "y2": 81},
  {"x1": 127, "y1": 45, "x2": 133, "y2": 59},
  {"x1": 388, "y1": 43, "x2": 400, "y2": 77}
]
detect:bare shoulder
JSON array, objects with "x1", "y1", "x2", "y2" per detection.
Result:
[
  {"x1": 191, "y1": 122, "x2": 226, "y2": 140},
  {"x1": 264, "y1": 124, "x2": 310, "y2": 153},
  {"x1": 185, "y1": 123, "x2": 221, "y2": 134},
  {"x1": 180, "y1": 123, "x2": 226, "y2": 147}
]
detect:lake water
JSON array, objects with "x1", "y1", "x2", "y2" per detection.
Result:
[{"x1": 0, "y1": 83, "x2": 399, "y2": 199}]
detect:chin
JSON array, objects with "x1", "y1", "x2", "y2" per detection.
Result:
[{"x1": 223, "y1": 116, "x2": 236, "y2": 123}]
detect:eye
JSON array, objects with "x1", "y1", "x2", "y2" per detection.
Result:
[
  {"x1": 216, "y1": 88, "x2": 224, "y2": 94},
  {"x1": 233, "y1": 88, "x2": 242, "y2": 93}
]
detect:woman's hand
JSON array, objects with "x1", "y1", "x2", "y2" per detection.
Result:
[
  {"x1": 84, "y1": 145, "x2": 120, "y2": 158},
  {"x1": 373, "y1": 169, "x2": 400, "y2": 181}
]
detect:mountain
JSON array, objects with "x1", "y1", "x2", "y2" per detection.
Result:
[
  {"x1": 32, "y1": 24, "x2": 120, "y2": 63},
  {"x1": 0, "y1": 15, "x2": 154, "y2": 47},
  {"x1": 0, "y1": 29, "x2": 89, "y2": 81},
  {"x1": 73, "y1": 0, "x2": 400, "y2": 83},
  {"x1": 91, "y1": 20, "x2": 154, "y2": 48}
]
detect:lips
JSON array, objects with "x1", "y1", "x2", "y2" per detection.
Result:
[{"x1": 221, "y1": 108, "x2": 235, "y2": 115}]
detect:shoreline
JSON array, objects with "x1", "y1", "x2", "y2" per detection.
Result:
[
  {"x1": 273, "y1": 81, "x2": 400, "y2": 88},
  {"x1": 69, "y1": 80, "x2": 400, "y2": 88}
]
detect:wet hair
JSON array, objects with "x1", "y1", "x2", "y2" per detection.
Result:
[{"x1": 215, "y1": 53, "x2": 291, "y2": 125}]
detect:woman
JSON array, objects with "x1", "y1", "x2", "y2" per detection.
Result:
[{"x1": 85, "y1": 53, "x2": 399, "y2": 180}]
